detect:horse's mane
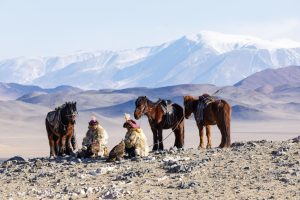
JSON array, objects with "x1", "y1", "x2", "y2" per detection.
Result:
[
  {"x1": 54, "y1": 102, "x2": 74, "y2": 111},
  {"x1": 172, "y1": 103, "x2": 183, "y2": 112},
  {"x1": 55, "y1": 103, "x2": 67, "y2": 111},
  {"x1": 154, "y1": 98, "x2": 162, "y2": 104}
]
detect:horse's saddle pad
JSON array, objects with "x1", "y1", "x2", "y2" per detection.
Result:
[
  {"x1": 160, "y1": 99, "x2": 174, "y2": 114},
  {"x1": 199, "y1": 95, "x2": 216, "y2": 106},
  {"x1": 46, "y1": 110, "x2": 60, "y2": 128}
]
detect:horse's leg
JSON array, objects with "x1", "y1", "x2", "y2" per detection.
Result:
[
  {"x1": 224, "y1": 109, "x2": 231, "y2": 148},
  {"x1": 174, "y1": 121, "x2": 184, "y2": 149},
  {"x1": 65, "y1": 126, "x2": 75, "y2": 155},
  {"x1": 197, "y1": 124, "x2": 205, "y2": 149},
  {"x1": 151, "y1": 127, "x2": 159, "y2": 151},
  {"x1": 55, "y1": 135, "x2": 61, "y2": 156},
  {"x1": 179, "y1": 121, "x2": 184, "y2": 148},
  {"x1": 71, "y1": 130, "x2": 77, "y2": 150},
  {"x1": 206, "y1": 125, "x2": 212, "y2": 148},
  {"x1": 173, "y1": 127, "x2": 179, "y2": 148},
  {"x1": 158, "y1": 129, "x2": 164, "y2": 151},
  {"x1": 60, "y1": 134, "x2": 67, "y2": 156},
  {"x1": 48, "y1": 134, "x2": 56, "y2": 158},
  {"x1": 46, "y1": 120, "x2": 56, "y2": 158},
  {"x1": 225, "y1": 120, "x2": 231, "y2": 148},
  {"x1": 53, "y1": 134, "x2": 59, "y2": 156},
  {"x1": 65, "y1": 134, "x2": 74, "y2": 155}
]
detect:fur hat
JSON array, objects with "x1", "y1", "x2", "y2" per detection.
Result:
[
  {"x1": 123, "y1": 113, "x2": 140, "y2": 129},
  {"x1": 89, "y1": 116, "x2": 99, "y2": 126}
]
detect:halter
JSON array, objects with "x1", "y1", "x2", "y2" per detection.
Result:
[
  {"x1": 136, "y1": 97, "x2": 148, "y2": 116},
  {"x1": 184, "y1": 99, "x2": 194, "y2": 119},
  {"x1": 65, "y1": 112, "x2": 78, "y2": 117}
]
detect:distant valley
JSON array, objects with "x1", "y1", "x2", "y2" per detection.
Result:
[{"x1": 0, "y1": 65, "x2": 300, "y2": 158}]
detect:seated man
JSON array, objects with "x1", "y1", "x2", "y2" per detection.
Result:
[
  {"x1": 78, "y1": 116, "x2": 109, "y2": 158},
  {"x1": 123, "y1": 113, "x2": 149, "y2": 158}
]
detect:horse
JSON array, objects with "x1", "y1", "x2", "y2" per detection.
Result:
[
  {"x1": 183, "y1": 95, "x2": 231, "y2": 148},
  {"x1": 45, "y1": 102, "x2": 78, "y2": 157},
  {"x1": 134, "y1": 96, "x2": 184, "y2": 151}
]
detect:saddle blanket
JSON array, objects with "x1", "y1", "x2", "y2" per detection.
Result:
[
  {"x1": 46, "y1": 110, "x2": 60, "y2": 132},
  {"x1": 196, "y1": 94, "x2": 217, "y2": 123}
]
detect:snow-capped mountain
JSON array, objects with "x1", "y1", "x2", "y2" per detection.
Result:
[{"x1": 1, "y1": 31, "x2": 300, "y2": 89}]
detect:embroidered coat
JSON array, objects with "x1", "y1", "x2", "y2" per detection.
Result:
[{"x1": 82, "y1": 125, "x2": 108, "y2": 157}]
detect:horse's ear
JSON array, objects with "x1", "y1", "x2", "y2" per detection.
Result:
[{"x1": 183, "y1": 96, "x2": 192, "y2": 102}]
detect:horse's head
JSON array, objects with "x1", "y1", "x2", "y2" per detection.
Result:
[
  {"x1": 134, "y1": 96, "x2": 148, "y2": 120},
  {"x1": 183, "y1": 96, "x2": 194, "y2": 119},
  {"x1": 63, "y1": 101, "x2": 78, "y2": 124}
]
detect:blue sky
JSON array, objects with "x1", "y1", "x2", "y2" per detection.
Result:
[{"x1": 0, "y1": 0, "x2": 300, "y2": 59}]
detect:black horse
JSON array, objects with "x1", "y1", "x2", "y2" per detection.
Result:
[
  {"x1": 134, "y1": 96, "x2": 184, "y2": 151},
  {"x1": 45, "y1": 102, "x2": 78, "y2": 157}
]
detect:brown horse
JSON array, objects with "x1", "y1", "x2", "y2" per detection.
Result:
[
  {"x1": 183, "y1": 95, "x2": 231, "y2": 148},
  {"x1": 134, "y1": 96, "x2": 184, "y2": 151},
  {"x1": 45, "y1": 102, "x2": 78, "y2": 157}
]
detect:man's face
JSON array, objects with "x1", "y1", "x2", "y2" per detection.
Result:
[{"x1": 91, "y1": 124, "x2": 98, "y2": 130}]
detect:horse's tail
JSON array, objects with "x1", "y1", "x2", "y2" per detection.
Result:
[
  {"x1": 173, "y1": 103, "x2": 185, "y2": 148},
  {"x1": 45, "y1": 117, "x2": 52, "y2": 137},
  {"x1": 46, "y1": 117, "x2": 55, "y2": 156},
  {"x1": 219, "y1": 100, "x2": 231, "y2": 147}
]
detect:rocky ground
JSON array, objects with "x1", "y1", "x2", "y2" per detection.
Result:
[{"x1": 1, "y1": 136, "x2": 300, "y2": 200}]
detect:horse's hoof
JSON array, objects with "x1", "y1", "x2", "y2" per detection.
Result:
[
  {"x1": 59, "y1": 153, "x2": 66, "y2": 157},
  {"x1": 206, "y1": 145, "x2": 212, "y2": 149},
  {"x1": 198, "y1": 145, "x2": 205, "y2": 150},
  {"x1": 68, "y1": 151, "x2": 76, "y2": 157},
  {"x1": 177, "y1": 147, "x2": 185, "y2": 151}
]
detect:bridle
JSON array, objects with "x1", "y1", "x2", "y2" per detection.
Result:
[
  {"x1": 62, "y1": 106, "x2": 78, "y2": 126},
  {"x1": 136, "y1": 98, "x2": 148, "y2": 116},
  {"x1": 184, "y1": 100, "x2": 193, "y2": 119}
]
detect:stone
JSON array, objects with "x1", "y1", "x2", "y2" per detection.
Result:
[
  {"x1": 79, "y1": 189, "x2": 86, "y2": 196},
  {"x1": 178, "y1": 182, "x2": 199, "y2": 189},
  {"x1": 34, "y1": 159, "x2": 43, "y2": 168},
  {"x1": 86, "y1": 187, "x2": 94, "y2": 195},
  {"x1": 6, "y1": 156, "x2": 28, "y2": 163},
  {"x1": 89, "y1": 170, "x2": 98, "y2": 176},
  {"x1": 70, "y1": 192, "x2": 79, "y2": 199}
]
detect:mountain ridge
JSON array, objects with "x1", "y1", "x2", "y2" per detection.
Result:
[{"x1": 1, "y1": 31, "x2": 300, "y2": 89}]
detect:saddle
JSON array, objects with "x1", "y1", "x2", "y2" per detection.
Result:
[
  {"x1": 199, "y1": 94, "x2": 216, "y2": 106},
  {"x1": 46, "y1": 109, "x2": 61, "y2": 132},
  {"x1": 196, "y1": 94, "x2": 217, "y2": 123},
  {"x1": 159, "y1": 99, "x2": 176, "y2": 127},
  {"x1": 159, "y1": 99, "x2": 174, "y2": 114}
]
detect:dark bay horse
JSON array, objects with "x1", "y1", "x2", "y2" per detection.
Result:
[
  {"x1": 45, "y1": 102, "x2": 78, "y2": 157},
  {"x1": 184, "y1": 95, "x2": 231, "y2": 148},
  {"x1": 134, "y1": 96, "x2": 184, "y2": 151}
]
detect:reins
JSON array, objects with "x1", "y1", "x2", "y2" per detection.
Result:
[
  {"x1": 148, "y1": 114, "x2": 185, "y2": 148},
  {"x1": 136, "y1": 97, "x2": 185, "y2": 148}
]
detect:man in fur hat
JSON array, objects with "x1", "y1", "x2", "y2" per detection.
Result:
[
  {"x1": 123, "y1": 113, "x2": 149, "y2": 158},
  {"x1": 78, "y1": 116, "x2": 109, "y2": 158}
]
